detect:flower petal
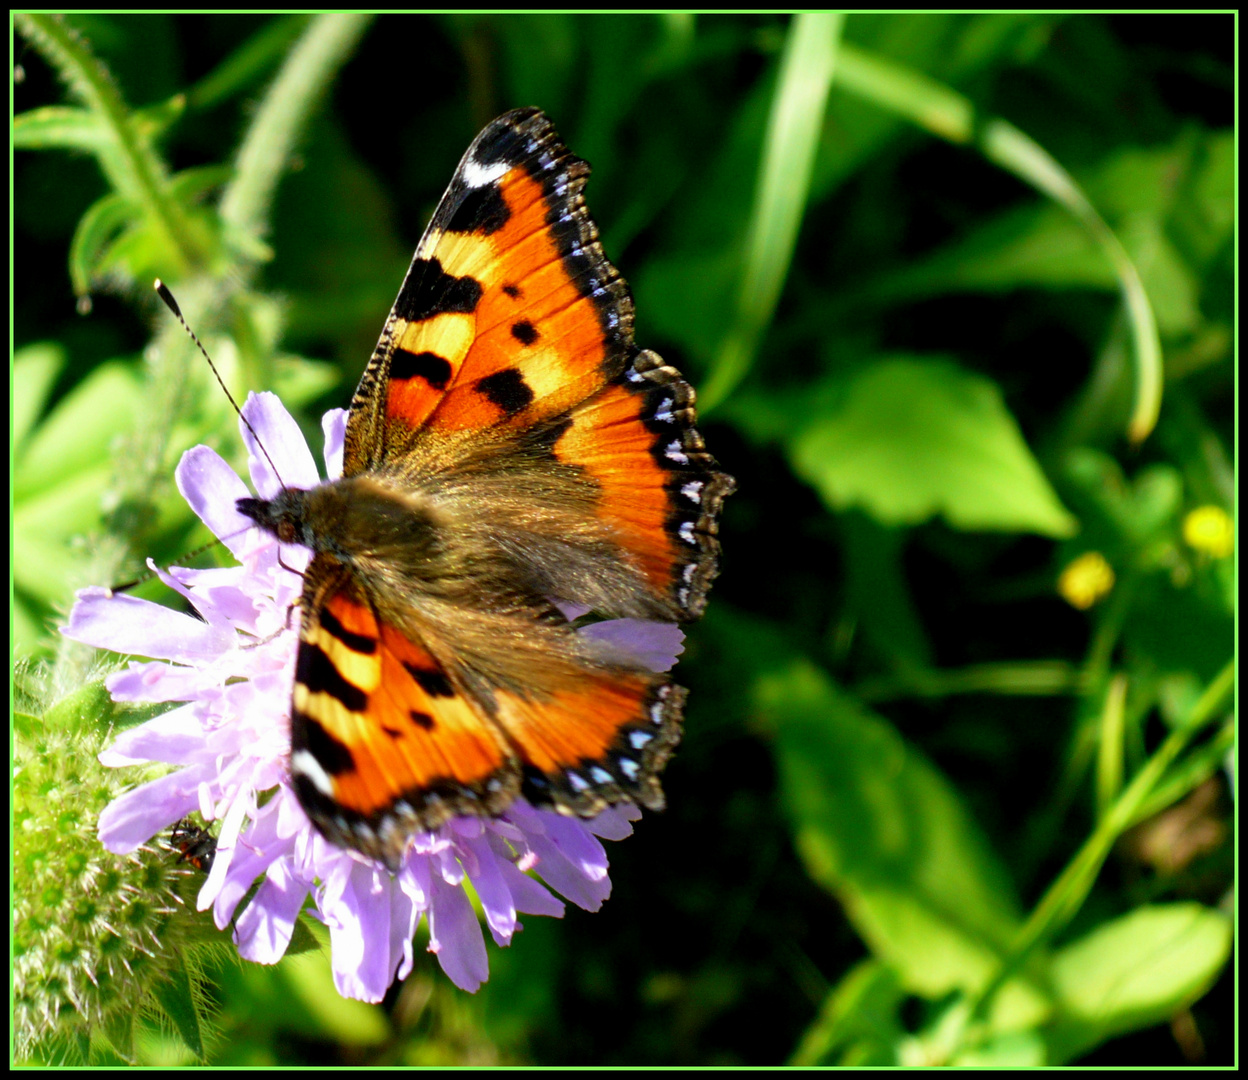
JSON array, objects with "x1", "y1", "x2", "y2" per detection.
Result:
[
  {"x1": 240, "y1": 392, "x2": 322, "y2": 495},
  {"x1": 234, "y1": 858, "x2": 307, "y2": 965},
  {"x1": 427, "y1": 871, "x2": 490, "y2": 993},
  {"x1": 176, "y1": 444, "x2": 256, "y2": 558},
  {"x1": 580, "y1": 618, "x2": 685, "y2": 672},
  {"x1": 64, "y1": 588, "x2": 233, "y2": 660},
  {"x1": 97, "y1": 769, "x2": 212, "y2": 853},
  {"x1": 322, "y1": 408, "x2": 347, "y2": 480}
]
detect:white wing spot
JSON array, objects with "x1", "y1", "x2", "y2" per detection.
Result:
[
  {"x1": 590, "y1": 766, "x2": 614, "y2": 785},
  {"x1": 567, "y1": 771, "x2": 589, "y2": 792},
  {"x1": 629, "y1": 730, "x2": 654, "y2": 750},
  {"x1": 291, "y1": 750, "x2": 334, "y2": 797},
  {"x1": 681, "y1": 481, "x2": 703, "y2": 502},
  {"x1": 679, "y1": 521, "x2": 697, "y2": 544},
  {"x1": 461, "y1": 157, "x2": 511, "y2": 189},
  {"x1": 665, "y1": 441, "x2": 689, "y2": 465},
  {"x1": 619, "y1": 758, "x2": 640, "y2": 781}
]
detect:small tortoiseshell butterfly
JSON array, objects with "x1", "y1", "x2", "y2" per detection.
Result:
[{"x1": 237, "y1": 107, "x2": 734, "y2": 868}]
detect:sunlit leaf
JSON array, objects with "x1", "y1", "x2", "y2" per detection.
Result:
[
  {"x1": 13, "y1": 342, "x2": 66, "y2": 455},
  {"x1": 1045, "y1": 903, "x2": 1232, "y2": 1063},
  {"x1": 759, "y1": 658, "x2": 1050, "y2": 1029},
  {"x1": 791, "y1": 357, "x2": 1077, "y2": 536},
  {"x1": 13, "y1": 104, "x2": 109, "y2": 150}
]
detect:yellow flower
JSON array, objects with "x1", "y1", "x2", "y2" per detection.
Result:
[
  {"x1": 1182, "y1": 505, "x2": 1234, "y2": 558},
  {"x1": 1058, "y1": 551, "x2": 1115, "y2": 610}
]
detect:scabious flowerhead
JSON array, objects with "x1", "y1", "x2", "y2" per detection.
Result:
[{"x1": 62, "y1": 392, "x2": 684, "y2": 1000}]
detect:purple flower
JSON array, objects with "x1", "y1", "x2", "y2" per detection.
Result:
[{"x1": 63, "y1": 392, "x2": 684, "y2": 1000}]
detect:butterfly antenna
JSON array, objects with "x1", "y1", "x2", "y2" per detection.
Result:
[
  {"x1": 154, "y1": 279, "x2": 286, "y2": 489},
  {"x1": 110, "y1": 534, "x2": 232, "y2": 593}
]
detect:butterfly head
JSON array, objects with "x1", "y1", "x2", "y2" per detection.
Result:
[{"x1": 237, "y1": 488, "x2": 311, "y2": 546}]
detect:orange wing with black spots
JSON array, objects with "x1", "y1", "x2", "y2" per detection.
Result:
[
  {"x1": 288, "y1": 560, "x2": 520, "y2": 861},
  {"x1": 286, "y1": 553, "x2": 688, "y2": 868},
  {"x1": 556, "y1": 347, "x2": 735, "y2": 619},
  {"x1": 237, "y1": 108, "x2": 732, "y2": 870},
  {"x1": 344, "y1": 108, "x2": 632, "y2": 468},
  {"x1": 496, "y1": 676, "x2": 685, "y2": 819}
]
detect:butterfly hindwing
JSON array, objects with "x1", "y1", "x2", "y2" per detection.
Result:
[
  {"x1": 497, "y1": 672, "x2": 685, "y2": 818},
  {"x1": 288, "y1": 556, "x2": 521, "y2": 863},
  {"x1": 554, "y1": 347, "x2": 735, "y2": 620},
  {"x1": 290, "y1": 553, "x2": 684, "y2": 863}
]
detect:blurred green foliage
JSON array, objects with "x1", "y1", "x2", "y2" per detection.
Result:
[{"x1": 14, "y1": 12, "x2": 1233, "y2": 1066}]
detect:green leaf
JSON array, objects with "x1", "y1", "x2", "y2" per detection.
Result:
[
  {"x1": 15, "y1": 359, "x2": 142, "y2": 501},
  {"x1": 40, "y1": 678, "x2": 118, "y2": 733},
  {"x1": 492, "y1": 14, "x2": 579, "y2": 122},
  {"x1": 831, "y1": 46, "x2": 1164, "y2": 443},
  {"x1": 759, "y1": 658, "x2": 1049, "y2": 1028},
  {"x1": 701, "y1": 12, "x2": 843, "y2": 410},
  {"x1": 13, "y1": 342, "x2": 66, "y2": 455},
  {"x1": 632, "y1": 247, "x2": 739, "y2": 373},
  {"x1": 1116, "y1": 213, "x2": 1200, "y2": 337},
  {"x1": 1184, "y1": 130, "x2": 1234, "y2": 263},
  {"x1": 14, "y1": 463, "x2": 116, "y2": 604},
  {"x1": 13, "y1": 104, "x2": 109, "y2": 150},
  {"x1": 791, "y1": 959, "x2": 906, "y2": 1065},
  {"x1": 275, "y1": 946, "x2": 390, "y2": 1045},
  {"x1": 169, "y1": 164, "x2": 234, "y2": 203},
  {"x1": 1045, "y1": 903, "x2": 1232, "y2": 1063},
  {"x1": 131, "y1": 93, "x2": 187, "y2": 141},
  {"x1": 791, "y1": 357, "x2": 1077, "y2": 536},
  {"x1": 94, "y1": 216, "x2": 183, "y2": 289},
  {"x1": 952, "y1": 1029, "x2": 1047, "y2": 1066},
  {"x1": 870, "y1": 202, "x2": 1115, "y2": 298},
  {"x1": 841, "y1": 512, "x2": 933, "y2": 669},
  {"x1": 102, "y1": 1002, "x2": 137, "y2": 1063},
  {"x1": 150, "y1": 955, "x2": 206, "y2": 1060},
  {"x1": 69, "y1": 192, "x2": 138, "y2": 296},
  {"x1": 1062, "y1": 450, "x2": 1183, "y2": 556}
]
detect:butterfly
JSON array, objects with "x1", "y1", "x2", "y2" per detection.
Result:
[{"x1": 237, "y1": 107, "x2": 734, "y2": 869}]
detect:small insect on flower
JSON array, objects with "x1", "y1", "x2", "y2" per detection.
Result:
[{"x1": 168, "y1": 818, "x2": 218, "y2": 875}]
